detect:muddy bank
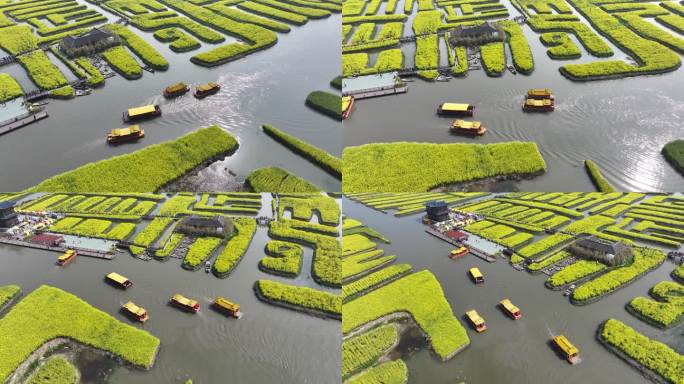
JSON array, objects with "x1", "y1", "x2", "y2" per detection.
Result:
[{"x1": 429, "y1": 172, "x2": 545, "y2": 192}]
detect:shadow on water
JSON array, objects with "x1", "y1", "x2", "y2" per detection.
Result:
[{"x1": 388, "y1": 322, "x2": 429, "y2": 360}]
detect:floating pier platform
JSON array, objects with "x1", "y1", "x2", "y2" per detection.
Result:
[
  {"x1": 0, "y1": 111, "x2": 48, "y2": 136},
  {"x1": 0, "y1": 237, "x2": 115, "y2": 260},
  {"x1": 425, "y1": 228, "x2": 497, "y2": 262}
]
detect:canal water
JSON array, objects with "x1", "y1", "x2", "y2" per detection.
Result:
[
  {"x1": 343, "y1": 197, "x2": 683, "y2": 384},
  {"x1": 343, "y1": 1, "x2": 684, "y2": 192},
  {"x1": 0, "y1": 6, "x2": 341, "y2": 192},
  {"x1": 0, "y1": 195, "x2": 341, "y2": 384}
]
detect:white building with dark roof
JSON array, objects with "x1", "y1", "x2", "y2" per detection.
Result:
[
  {"x1": 59, "y1": 27, "x2": 120, "y2": 57},
  {"x1": 569, "y1": 235, "x2": 632, "y2": 266}
]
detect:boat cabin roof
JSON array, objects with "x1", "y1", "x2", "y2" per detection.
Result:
[
  {"x1": 500, "y1": 299, "x2": 519, "y2": 311},
  {"x1": 469, "y1": 267, "x2": 483, "y2": 278},
  {"x1": 453, "y1": 246, "x2": 467, "y2": 252},
  {"x1": 466, "y1": 310, "x2": 485, "y2": 325},
  {"x1": 123, "y1": 301, "x2": 146, "y2": 316},
  {"x1": 526, "y1": 99, "x2": 552, "y2": 106},
  {"x1": 197, "y1": 82, "x2": 218, "y2": 91},
  {"x1": 554, "y1": 335, "x2": 578, "y2": 355},
  {"x1": 215, "y1": 297, "x2": 239, "y2": 310},
  {"x1": 110, "y1": 125, "x2": 141, "y2": 136},
  {"x1": 58, "y1": 250, "x2": 75, "y2": 261},
  {"x1": 453, "y1": 120, "x2": 481, "y2": 129},
  {"x1": 173, "y1": 294, "x2": 197, "y2": 306},
  {"x1": 441, "y1": 103, "x2": 471, "y2": 111},
  {"x1": 166, "y1": 83, "x2": 187, "y2": 92},
  {"x1": 127, "y1": 105, "x2": 156, "y2": 116},
  {"x1": 107, "y1": 272, "x2": 130, "y2": 284},
  {"x1": 342, "y1": 96, "x2": 352, "y2": 109},
  {"x1": 528, "y1": 88, "x2": 551, "y2": 96}
]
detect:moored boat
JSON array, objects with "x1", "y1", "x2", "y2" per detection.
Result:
[
  {"x1": 500, "y1": 298, "x2": 522, "y2": 319},
  {"x1": 527, "y1": 88, "x2": 554, "y2": 100},
  {"x1": 194, "y1": 82, "x2": 220, "y2": 99},
  {"x1": 105, "y1": 272, "x2": 133, "y2": 289},
  {"x1": 450, "y1": 120, "x2": 486, "y2": 136},
  {"x1": 450, "y1": 246, "x2": 469, "y2": 259},
  {"x1": 469, "y1": 267, "x2": 484, "y2": 284},
  {"x1": 466, "y1": 309, "x2": 487, "y2": 332},
  {"x1": 123, "y1": 104, "x2": 161, "y2": 122},
  {"x1": 163, "y1": 82, "x2": 189, "y2": 98},
  {"x1": 552, "y1": 335, "x2": 580, "y2": 364},
  {"x1": 107, "y1": 125, "x2": 144, "y2": 144},
  {"x1": 122, "y1": 301, "x2": 149, "y2": 323},
  {"x1": 523, "y1": 98, "x2": 554, "y2": 112},
  {"x1": 170, "y1": 294, "x2": 200, "y2": 313},
  {"x1": 342, "y1": 96, "x2": 354, "y2": 119},
  {"x1": 57, "y1": 249, "x2": 77, "y2": 266},
  {"x1": 212, "y1": 297, "x2": 242, "y2": 318},
  {"x1": 437, "y1": 103, "x2": 474, "y2": 116}
]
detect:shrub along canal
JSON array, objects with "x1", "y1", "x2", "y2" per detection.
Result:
[
  {"x1": 0, "y1": 211, "x2": 340, "y2": 383},
  {"x1": 342, "y1": 1, "x2": 684, "y2": 192},
  {"x1": 0, "y1": 7, "x2": 340, "y2": 192},
  {"x1": 343, "y1": 196, "x2": 683, "y2": 384}
]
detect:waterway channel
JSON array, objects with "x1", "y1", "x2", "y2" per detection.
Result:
[
  {"x1": 343, "y1": 1, "x2": 684, "y2": 192},
  {"x1": 343, "y1": 196, "x2": 683, "y2": 384},
  {"x1": 0, "y1": 195, "x2": 341, "y2": 384},
  {"x1": 0, "y1": 6, "x2": 341, "y2": 192}
]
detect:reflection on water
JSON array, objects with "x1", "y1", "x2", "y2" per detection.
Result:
[
  {"x1": 344, "y1": 8, "x2": 684, "y2": 192},
  {"x1": 0, "y1": 15, "x2": 341, "y2": 192}
]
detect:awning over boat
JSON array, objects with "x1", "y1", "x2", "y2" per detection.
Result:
[
  {"x1": 127, "y1": 105, "x2": 156, "y2": 117},
  {"x1": 107, "y1": 272, "x2": 130, "y2": 285},
  {"x1": 554, "y1": 335, "x2": 578, "y2": 355},
  {"x1": 441, "y1": 103, "x2": 471, "y2": 111},
  {"x1": 110, "y1": 125, "x2": 141, "y2": 136}
]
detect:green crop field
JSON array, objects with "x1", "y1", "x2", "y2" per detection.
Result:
[
  {"x1": 343, "y1": 270, "x2": 469, "y2": 360},
  {"x1": 29, "y1": 126, "x2": 238, "y2": 193},
  {"x1": 0, "y1": 286, "x2": 159, "y2": 382},
  {"x1": 343, "y1": 142, "x2": 546, "y2": 192}
]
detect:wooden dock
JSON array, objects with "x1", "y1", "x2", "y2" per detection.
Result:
[
  {"x1": 345, "y1": 85, "x2": 408, "y2": 99},
  {"x1": 0, "y1": 111, "x2": 48, "y2": 136},
  {"x1": 0, "y1": 237, "x2": 115, "y2": 260},
  {"x1": 425, "y1": 228, "x2": 497, "y2": 262}
]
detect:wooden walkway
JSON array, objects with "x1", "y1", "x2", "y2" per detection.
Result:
[
  {"x1": 425, "y1": 228, "x2": 498, "y2": 262},
  {"x1": 0, "y1": 237, "x2": 115, "y2": 260},
  {"x1": 0, "y1": 111, "x2": 48, "y2": 136},
  {"x1": 25, "y1": 89, "x2": 50, "y2": 102},
  {"x1": 398, "y1": 65, "x2": 454, "y2": 76}
]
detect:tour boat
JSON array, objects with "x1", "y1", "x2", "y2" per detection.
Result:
[
  {"x1": 553, "y1": 335, "x2": 580, "y2": 364},
  {"x1": 123, "y1": 104, "x2": 161, "y2": 122},
  {"x1": 105, "y1": 272, "x2": 133, "y2": 289},
  {"x1": 465, "y1": 309, "x2": 487, "y2": 332},
  {"x1": 469, "y1": 267, "x2": 484, "y2": 284},
  {"x1": 163, "y1": 82, "x2": 190, "y2": 98},
  {"x1": 527, "y1": 88, "x2": 554, "y2": 100},
  {"x1": 342, "y1": 96, "x2": 354, "y2": 119},
  {"x1": 212, "y1": 297, "x2": 242, "y2": 318},
  {"x1": 450, "y1": 246, "x2": 469, "y2": 259},
  {"x1": 57, "y1": 249, "x2": 77, "y2": 266},
  {"x1": 194, "y1": 82, "x2": 220, "y2": 99},
  {"x1": 170, "y1": 294, "x2": 200, "y2": 313},
  {"x1": 437, "y1": 103, "x2": 474, "y2": 116},
  {"x1": 523, "y1": 98, "x2": 554, "y2": 112},
  {"x1": 107, "y1": 125, "x2": 144, "y2": 144},
  {"x1": 499, "y1": 298, "x2": 522, "y2": 320},
  {"x1": 450, "y1": 120, "x2": 487, "y2": 136},
  {"x1": 122, "y1": 301, "x2": 149, "y2": 323}
]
